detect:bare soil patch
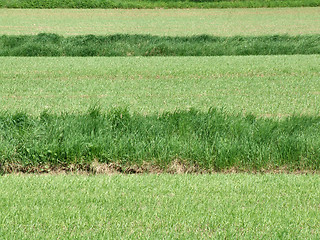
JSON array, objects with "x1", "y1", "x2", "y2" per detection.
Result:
[{"x1": 2, "y1": 160, "x2": 319, "y2": 175}]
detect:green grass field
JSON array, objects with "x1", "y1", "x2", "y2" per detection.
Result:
[
  {"x1": 1, "y1": 174, "x2": 320, "y2": 239},
  {"x1": 1, "y1": 8, "x2": 320, "y2": 36},
  {"x1": 1, "y1": 56, "x2": 319, "y2": 171},
  {"x1": 1, "y1": 56, "x2": 319, "y2": 116},
  {"x1": 1, "y1": 4, "x2": 320, "y2": 239}
]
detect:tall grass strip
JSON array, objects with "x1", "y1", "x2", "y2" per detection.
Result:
[
  {"x1": 1, "y1": 108, "x2": 320, "y2": 172},
  {"x1": 1, "y1": 34, "x2": 320, "y2": 57}
]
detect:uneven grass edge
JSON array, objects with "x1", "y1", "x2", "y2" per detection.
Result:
[
  {"x1": 1, "y1": 33, "x2": 320, "y2": 56},
  {"x1": 3, "y1": 161, "x2": 320, "y2": 175}
]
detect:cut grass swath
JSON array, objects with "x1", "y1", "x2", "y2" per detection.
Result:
[{"x1": 1, "y1": 33, "x2": 320, "y2": 56}]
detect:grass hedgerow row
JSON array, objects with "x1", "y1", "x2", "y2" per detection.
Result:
[
  {"x1": 1, "y1": 107, "x2": 320, "y2": 172},
  {"x1": 1, "y1": 33, "x2": 320, "y2": 56}
]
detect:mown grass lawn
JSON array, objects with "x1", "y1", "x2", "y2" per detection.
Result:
[
  {"x1": 1, "y1": 55, "x2": 319, "y2": 116},
  {"x1": 0, "y1": 174, "x2": 319, "y2": 239},
  {"x1": 1, "y1": 8, "x2": 320, "y2": 36}
]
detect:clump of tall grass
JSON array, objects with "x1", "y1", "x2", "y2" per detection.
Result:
[
  {"x1": 1, "y1": 33, "x2": 320, "y2": 56},
  {"x1": 0, "y1": 107, "x2": 319, "y2": 172}
]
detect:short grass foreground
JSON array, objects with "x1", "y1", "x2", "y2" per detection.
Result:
[
  {"x1": 0, "y1": 174, "x2": 320, "y2": 239},
  {"x1": 2, "y1": 33, "x2": 320, "y2": 56},
  {"x1": 1, "y1": 108, "x2": 320, "y2": 172}
]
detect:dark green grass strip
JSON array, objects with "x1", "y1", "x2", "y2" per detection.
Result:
[
  {"x1": 1, "y1": 108, "x2": 320, "y2": 172},
  {"x1": 1, "y1": 33, "x2": 320, "y2": 56},
  {"x1": 0, "y1": 0, "x2": 319, "y2": 8}
]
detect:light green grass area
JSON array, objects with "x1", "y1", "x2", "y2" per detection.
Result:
[
  {"x1": 0, "y1": 174, "x2": 319, "y2": 239},
  {"x1": 1, "y1": 8, "x2": 320, "y2": 36},
  {"x1": 1, "y1": 56, "x2": 319, "y2": 116}
]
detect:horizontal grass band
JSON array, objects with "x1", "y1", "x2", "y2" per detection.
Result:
[
  {"x1": 0, "y1": 0, "x2": 319, "y2": 8},
  {"x1": 1, "y1": 33, "x2": 320, "y2": 57},
  {"x1": 1, "y1": 108, "x2": 319, "y2": 172}
]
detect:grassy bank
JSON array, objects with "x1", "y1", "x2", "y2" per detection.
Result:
[
  {"x1": 1, "y1": 0, "x2": 319, "y2": 8},
  {"x1": 1, "y1": 108, "x2": 320, "y2": 172},
  {"x1": 1, "y1": 56, "x2": 319, "y2": 116},
  {"x1": 1, "y1": 174, "x2": 320, "y2": 238},
  {"x1": 2, "y1": 8, "x2": 320, "y2": 36},
  {"x1": 1, "y1": 33, "x2": 320, "y2": 56}
]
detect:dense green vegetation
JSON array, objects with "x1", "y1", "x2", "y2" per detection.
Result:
[
  {"x1": 0, "y1": 0, "x2": 319, "y2": 8},
  {"x1": 1, "y1": 56, "x2": 319, "y2": 116},
  {"x1": 3, "y1": 8, "x2": 320, "y2": 37},
  {"x1": 1, "y1": 174, "x2": 320, "y2": 238},
  {"x1": 1, "y1": 108, "x2": 320, "y2": 172},
  {"x1": 1, "y1": 33, "x2": 320, "y2": 56},
  {"x1": 1, "y1": 3, "x2": 319, "y2": 239}
]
